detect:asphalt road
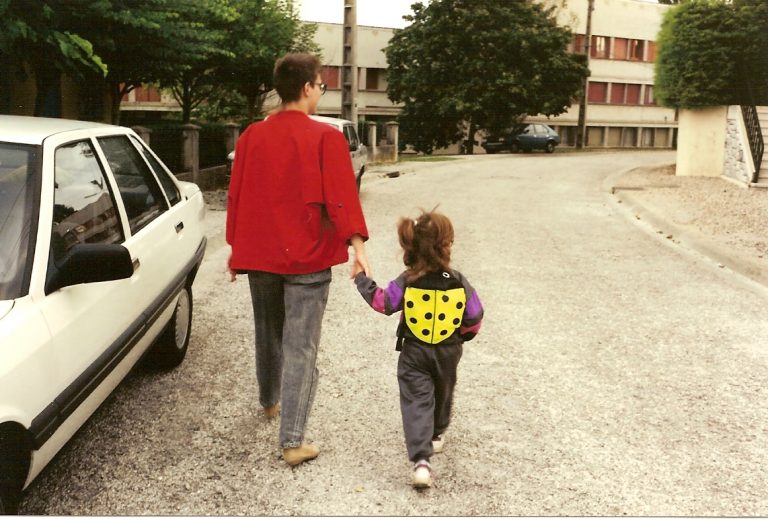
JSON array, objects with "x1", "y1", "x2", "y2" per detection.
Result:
[{"x1": 19, "y1": 151, "x2": 768, "y2": 515}]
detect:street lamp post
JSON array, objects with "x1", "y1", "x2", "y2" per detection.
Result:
[
  {"x1": 341, "y1": 0, "x2": 358, "y2": 123},
  {"x1": 576, "y1": 0, "x2": 594, "y2": 149}
]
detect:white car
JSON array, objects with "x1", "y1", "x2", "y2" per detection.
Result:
[
  {"x1": 0, "y1": 116, "x2": 207, "y2": 513},
  {"x1": 226, "y1": 115, "x2": 368, "y2": 191}
]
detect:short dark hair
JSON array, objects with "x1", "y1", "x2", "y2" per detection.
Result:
[{"x1": 273, "y1": 53, "x2": 322, "y2": 103}]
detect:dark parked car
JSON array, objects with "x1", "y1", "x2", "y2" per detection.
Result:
[{"x1": 483, "y1": 123, "x2": 560, "y2": 154}]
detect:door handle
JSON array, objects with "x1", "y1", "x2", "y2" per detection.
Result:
[
  {"x1": 175, "y1": 222, "x2": 184, "y2": 233},
  {"x1": 132, "y1": 258, "x2": 141, "y2": 271}
]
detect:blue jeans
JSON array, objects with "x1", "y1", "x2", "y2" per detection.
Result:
[{"x1": 247, "y1": 269, "x2": 331, "y2": 448}]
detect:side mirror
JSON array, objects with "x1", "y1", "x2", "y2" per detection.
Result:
[
  {"x1": 45, "y1": 243, "x2": 134, "y2": 294},
  {"x1": 349, "y1": 142, "x2": 358, "y2": 152}
]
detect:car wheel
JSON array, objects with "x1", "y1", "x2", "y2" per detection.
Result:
[
  {"x1": 545, "y1": 141, "x2": 556, "y2": 153},
  {"x1": 510, "y1": 142, "x2": 520, "y2": 153},
  {"x1": 356, "y1": 166, "x2": 364, "y2": 192},
  {"x1": 0, "y1": 427, "x2": 28, "y2": 515},
  {"x1": 151, "y1": 285, "x2": 192, "y2": 369}
]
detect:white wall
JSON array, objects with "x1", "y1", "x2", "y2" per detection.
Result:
[{"x1": 676, "y1": 107, "x2": 727, "y2": 177}]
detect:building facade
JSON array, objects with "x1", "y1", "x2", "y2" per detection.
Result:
[
  {"x1": 306, "y1": 0, "x2": 676, "y2": 151},
  {"x1": 542, "y1": 0, "x2": 677, "y2": 149},
  {"x1": 114, "y1": 0, "x2": 676, "y2": 151}
]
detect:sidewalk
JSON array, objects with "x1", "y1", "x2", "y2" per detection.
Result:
[{"x1": 606, "y1": 163, "x2": 768, "y2": 289}]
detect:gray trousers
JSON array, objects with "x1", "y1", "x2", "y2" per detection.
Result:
[
  {"x1": 397, "y1": 339, "x2": 463, "y2": 462},
  {"x1": 247, "y1": 269, "x2": 331, "y2": 448}
]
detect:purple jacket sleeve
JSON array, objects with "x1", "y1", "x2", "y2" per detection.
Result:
[
  {"x1": 354, "y1": 272, "x2": 406, "y2": 315},
  {"x1": 456, "y1": 272, "x2": 484, "y2": 342}
]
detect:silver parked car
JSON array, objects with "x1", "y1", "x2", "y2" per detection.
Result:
[{"x1": 226, "y1": 115, "x2": 368, "y2": 191}]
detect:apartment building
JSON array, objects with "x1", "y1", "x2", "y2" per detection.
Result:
[
  {"x1": 541, "y1": 0, "x2": 677, "y2": 148},
  {"x1": 307, "y1": 0, "x2": 676, "y2": 150},
  {"x1": 116, "y1": 0, "x2": 676, "y2": 150}
]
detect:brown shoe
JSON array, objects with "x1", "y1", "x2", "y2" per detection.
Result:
[
  {"x1": 282, "y1": 443, "x2": 320, "y2": 466},
  {"x1": 263, "y1": 404, "x2": 279, "y2": 419}
]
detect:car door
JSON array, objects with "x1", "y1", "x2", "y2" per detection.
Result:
[
  {"x1": 517, "y1": 124, "x2": 536, "y2": 149},
  {"x1": 95, "y1": 133, "x2": 192, "y2": 342},
  {"x1": 30, "y1": 133, "x2": 143, "y2": 456},
  {"x1": 533, "y1": 124, "x2": 549, "y2": 148},
  {"x1": 343, "y1": 123, "x2": 366, "y2": 175}
]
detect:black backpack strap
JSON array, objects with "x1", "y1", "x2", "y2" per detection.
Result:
[{"x1": 395, "y1": 318, "x2": 405, "y2": 351}]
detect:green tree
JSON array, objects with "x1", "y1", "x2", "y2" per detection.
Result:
[
  {"x1": 158, "y1": 1, "x2": 238, "y2": 123},
  {"x1": 655, "y1": 0, "x2": 768, "y2": 108},
  {"x1": 219, "y1": 0, "x2": 320, "y2": 120},
  {"x1": 385, "y1": 0, "x2": 588, "y2": 154},
  {"x1": 0, "y1": 0, "x2": 107, "y2": 116},
  {"x1": 64, "y1": 0, "x2": 239, "y2": 123}
]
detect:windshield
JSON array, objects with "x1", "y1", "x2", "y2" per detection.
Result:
[{"x1": 0, "y1": 142, "x2": 40, "y2": 300}]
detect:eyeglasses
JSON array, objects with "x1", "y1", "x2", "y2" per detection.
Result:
[{"x1": 311, "y1": 82, "x2": 327, "y2": 95}]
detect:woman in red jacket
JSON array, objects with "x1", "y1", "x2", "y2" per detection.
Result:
[{"x1": 227, "y1": 53, "x2": 370, "y2": 466}]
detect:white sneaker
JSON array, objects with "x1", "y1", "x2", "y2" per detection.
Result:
[
  {"x1": 432, "y1": 435, "x2": 445, "y2": 454},
  {"x1": 412, "y1": 460, "x2": 432, "y2": 488}
]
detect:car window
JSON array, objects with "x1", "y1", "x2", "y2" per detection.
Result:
[
  {"x1": 343, "y1": 125, "x2": 360, "y2": 150},
  {"x1": 130, "y1": 136, "x2": 181, "y2": 206},
  {"x1": 98, "y1": 135, "x2": 168, "y2": 234},
  {"x1": 0, "y1": 142, "x2": 39, "y2": 300},
  {"x1": 534, "y1": 124, "x2": 547, "y2": 134},
  {"x1": 51, "y1": 140, "x2": 123, "y2": 264},
  {"x1": 521, "y1": 125, "x2": 532, "y2": 134}
]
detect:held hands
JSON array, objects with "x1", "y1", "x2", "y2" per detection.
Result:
[{"x1": 350, "y1": 235, "x2": 371, "y2": 279}]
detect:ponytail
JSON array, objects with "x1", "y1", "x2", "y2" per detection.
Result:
[{"x1": 397, "y1": 210, "x2": 454, "y2": 282}]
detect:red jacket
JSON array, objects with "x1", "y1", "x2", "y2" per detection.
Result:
[{"x1": 226, "y1": 110, "x2": 369, "y2": 274}]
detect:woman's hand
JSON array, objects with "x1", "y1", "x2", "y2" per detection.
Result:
[{"x1": 350, "y1": 235, "x2": 371, "y2": 279}]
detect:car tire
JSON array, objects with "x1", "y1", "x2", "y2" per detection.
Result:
[
  {"x1": 510, "y1": 142, "x2": 520, "y2": 153},
  {"x1": 356, "y1": 166, "x2": 364, "y2": 192},
  {"x1": 0, "y1": 427, "x2": 28, "y2": 515},
  {"x1": 151, "y1": 285, "x2": 192, "y2": 369},
  {"x1": 545, "y1": 141, "x2": 556, "y2": 153}
]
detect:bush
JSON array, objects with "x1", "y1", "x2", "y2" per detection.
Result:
[{"x1": 655, "y1": 0, "x2": 768, "y2": 108}]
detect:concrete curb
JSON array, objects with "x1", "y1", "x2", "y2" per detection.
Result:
[{"x1": 604, "y1": 166, "x2": 768, "y2": 293}]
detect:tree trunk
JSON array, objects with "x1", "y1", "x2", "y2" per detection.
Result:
[
  {"x1": 182, "y1": 83, "x2": 192, "y2": 124},
  {"x1": 33, "y1": 65, "x2": 61, "y2": 117},
  {"x1": 108, "y1": 82, "x2": 128, "y2": 125},
  {"x1": 246, "y1": 93, "x2": 258, "y2": 121},
  {"x1": 465, "y1": 121, "x2": 476, "y2": 155}
]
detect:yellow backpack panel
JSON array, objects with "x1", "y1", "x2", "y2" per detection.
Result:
[{"x1": 403, "y1": 287, "x2": 466, "y2": 344}]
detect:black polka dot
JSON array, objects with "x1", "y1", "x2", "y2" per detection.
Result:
[
  {"x1": 442, "y1": 295, "x2": 449, "y2": 303},
  {"x1": 406, "y1": 301, "x2": 414, "y2": 308},
  {"x1": 410, "y1": 317, "x2": 417, "y2": 324},
  {"x1": 456, "y1": 302, "x2": 464, "y2": 310},
  {"x1": 425, "y1": 312, "x2": 433, "y2": 320},
  {"x1": 422, "y1": 294, "x2": 431, "y2": 302},
  {"x1": 421, "y1": 329, "x2": 430, "y2": 336},
  {"x1": 453, "y1": 318, "x2": 460, "y2": 325},
  {"x1": 438, "y1": 313, "x2": 445, "y2": 321},
  {"x1": 440, "y1": 330, "x2": 448, "y2": 336}
]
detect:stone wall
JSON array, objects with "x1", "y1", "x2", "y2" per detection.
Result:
[{"x1": 723, "y1": 106, "x2": 751, "y2": 184}]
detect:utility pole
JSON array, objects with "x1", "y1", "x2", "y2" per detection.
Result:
[
  {"x1": 341, "y1": 0, "x2": 358, "y2": 123},
  {"x1": 575, "y1": 0, "x2": 594, "y2": 149}
]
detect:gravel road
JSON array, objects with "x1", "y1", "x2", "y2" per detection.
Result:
[{"x1": 18, "y1": 151, "x2": 768, "y2": 515}]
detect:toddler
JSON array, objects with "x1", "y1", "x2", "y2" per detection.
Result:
[{"x1": 353, "y1": 210, "x2": 484, "y2": 488}]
